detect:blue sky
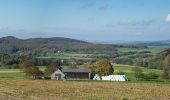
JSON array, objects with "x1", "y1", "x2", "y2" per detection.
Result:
[{"x1": 0, "y1": 0, "x2": 170, "y2": 41}]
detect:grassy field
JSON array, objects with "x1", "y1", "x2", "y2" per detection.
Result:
[
  {"x1": 116, "y1": 47, "x2": 165, "y2": 53},
  {"x1": 114, "y1": 65, "x2": 162, "y2": 74},
  {"x1": 0, "y1": 68, "x2": 25, "y2": 78},
  {"x1": 114, "y1": 64, "x2": 163, "y2": 81},
  {"x1": 37, "y1": 53, "x2": 93, "y2": 60},
  {"x1": 0, "y1": 78, "x2": 170, "y2": 100}
]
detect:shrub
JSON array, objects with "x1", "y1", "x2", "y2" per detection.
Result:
[
  {"x1": 132, "y1": 67, "x2": 144, "y2": 79},
  {"x1": 143, "y1": 72, "x2": 159, "y2": 80}
]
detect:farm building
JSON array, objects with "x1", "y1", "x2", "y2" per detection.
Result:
[
  {"x1": 63, "y1": 69, "x2": 91, "y2": 80},
  {"x1": 51, "y1": 69, "x2": 65, "y2": 80},
  {"x1": 51, "y1": 69, "x2": 91, "y2": 80},
  {"x1": 93, "y1": 74, "x2": 128, "y2": 81}
]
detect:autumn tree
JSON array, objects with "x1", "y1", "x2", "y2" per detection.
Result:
[
  {"x1": 45, "y1": 60, "x2": 62, "y2": 75},
  {"x1": 20, "y1": 60, "x2": 43, "y2": 79},
  {"x1": 162, "y1": 54, "x2": 170, "y2": 79},
  {"x1": 94, "y1": 59, "x2": 113, "y2": 76}
]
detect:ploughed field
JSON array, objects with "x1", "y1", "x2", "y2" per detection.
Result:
[{"x1": 0, "y1": 78, "x2": 170, "y2": 100}]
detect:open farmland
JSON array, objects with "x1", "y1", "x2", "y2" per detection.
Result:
[
  {"x1": 114, "y1": 65, "x2": 163, "y2": 81},
  {"x1": 116, "y1": 47, "x2": 165, "y2": 54},
  {"x1": 114, "y1": 65, "x2": 162, "y2": 74},
  {"x1": 0, "y1": 78, "x2": 170, "y2": 100},
  {"x1": 0, "y1": 68, "x2": 25, "y2": 78},
  {"x1": 37, "y1": 53, "x2": 93, "y2": 60}
]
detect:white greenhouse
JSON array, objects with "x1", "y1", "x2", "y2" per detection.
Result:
[{"x1": 93, "y1": 74, "x2": 128, "y2": 81}]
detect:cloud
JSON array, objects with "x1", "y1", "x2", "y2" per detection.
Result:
[{"x1": 166, "y1": 14, "x2": 170, "y2": 22}]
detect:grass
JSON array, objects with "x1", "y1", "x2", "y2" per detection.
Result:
[
  {"x1": 114, "y1": 65, "x2": 162, "y2": 74},
  {"x1": 64, "y1": 53, "x2": 92, "y2": 57},
  {"x1": 0, "y1": 67, "x2": 25, "y2": 78},
  {"x1": 116, "y1": 47, "x2": 165, "y2": 53},
  {"x1": 0, "y1": 72, "x2": 25, "y2": 78},
  {"x1": 0, "y1": 78, "x2": 170, "y2": 100},
  {"x1": 37, "y1": 53, "x2": 93, "y2": 60},
  {"x1": 114, "y1": 65, "x2": 163, "y2": 81}
]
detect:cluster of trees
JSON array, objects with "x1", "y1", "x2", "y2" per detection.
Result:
[
  {"x1": 0, "y1": 53, "x2": 89, "y2": 69},
  {"x1": 0, "y1": 54, "x2": 33, "y2": 68},
  {"x1": 142, "y1": 49, "x2": 170, "y2": 70},
  {"x1": 132, "y1": 58, "x2": 170, "y2": 80},
  {"x1": 114, "y1": 48, "x2": 170, "y2": 78},
  {"x1": 162, "y1": 55, "x2": 170, "y2": 79},
  {"x1": 20, "y1": 60, "x2": 62, "y2": 79},
  {"x1": 20, "y1": 60, "x2": 43, "y2": 79},
  {"x1": 87, "y1": 59, "x2": 114, "y2": 76},
  {"x1": 114, "y1": 51, "x2": 151, "y2": 66},
  {"x1": 35, "y1": 58, "x2": 94, "y2": 67}
]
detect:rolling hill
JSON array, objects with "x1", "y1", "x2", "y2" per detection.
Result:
[
  {"x1": 99, "y1": 40, "x2": 170, "y2": 47},
  {"x1": 0, "y1": 36, "x2": 116, "y2": 55}
]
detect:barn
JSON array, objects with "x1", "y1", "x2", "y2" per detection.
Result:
[
  {"x1": 51, "y1": 69, "x2": 65, "y2": 80},
  {"x1": 63, "y1": 69, "x2": 91, "y2": 80},
  {"x1": 51, "y1": 69, "x2": 91, "y2": 80}
]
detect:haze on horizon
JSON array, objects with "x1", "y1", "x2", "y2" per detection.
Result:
[{"x1": 0, "y1": 0, "x2": 170, "y2": 42}]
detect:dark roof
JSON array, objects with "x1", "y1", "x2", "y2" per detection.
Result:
[{"x1": 62, "y1": 69, "x2": 91, "y2": 73}]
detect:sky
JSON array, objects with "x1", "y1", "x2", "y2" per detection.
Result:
[{"x1": 0, "y1": 0, "x2": 170, "y2": 42}]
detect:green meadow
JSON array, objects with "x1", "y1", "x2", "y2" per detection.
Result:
[{"x1": 116, "y1": 47, "x2": 165, "y2": 54}]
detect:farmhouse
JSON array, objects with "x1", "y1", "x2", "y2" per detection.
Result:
[
  {"x1": 51, "y1": 69, "x2": 91, "y2": 80},
  {"x1": 51, "y1": 69, "x2": 65, "y2": 80}
]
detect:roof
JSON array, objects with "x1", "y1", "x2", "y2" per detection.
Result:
[{"x1": 62, "y1": 69, "x2": 91, "y2": 73}]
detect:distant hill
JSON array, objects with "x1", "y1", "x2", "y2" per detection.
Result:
[
  {"x1": 126, "y1": 40, "x2": 170, "y2": 47},
  {"x1": 92, "y1": 39, "x2": 170, "y2": 47},
  {"x1": 142, "y1": 40, "x2": 170, "y2": 46},
  {"x1": 0, "y1": 36, "x2": 116, "y2": 55}
]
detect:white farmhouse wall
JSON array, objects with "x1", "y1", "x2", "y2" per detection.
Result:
[{"x1": 51, "y1": 69, "x2": 65, "y2": 80}]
